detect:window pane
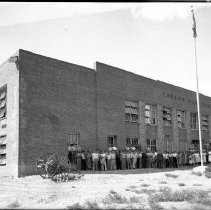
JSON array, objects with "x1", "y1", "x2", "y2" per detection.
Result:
[{"x1": 0, "y1": 91, "x2": 6, "y2": 100}]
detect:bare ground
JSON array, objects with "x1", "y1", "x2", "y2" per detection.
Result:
[{"x1": 1, "y1": 166, "x2": 211, "y2": 209}]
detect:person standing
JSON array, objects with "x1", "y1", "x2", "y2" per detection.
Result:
[
  {"x1": 172, "y1": 151, "x2": 178, "y2": 168},
  {"x1": 142, "y1": 150, "x2": 147, "y2": 168},
  {"x1": 126, "y1": 150, "x2": 132, "y2": 169},
  {"x1": 100, "y1": 150, "x2": 107, "y2": 171},
  {"x1": 76, "y1": 151, "x2": 82, "y2": 170},
  {"x1": 138, "y1": 150, "x2": 142, "y2": 169},
  {"x1": 86, "y1": 151, "x2": 92, "y2": 170},
  {"x1": 110, "y1": 150, "x2": 116, "y2": 170},
  {"x1": 120, "y1": 150, "x2": 126, "y2": 170},
  {"x1": 132, "y1": 150, "x2": 138, "y2": 169},
  {"x1": 106, "y1": 150, "x2": 112, "y2": 170},
  {"x1": 116, "y1": 150, "x2": 121, "y2": 170},
  {"x1": 146, "y1": 151, "x2": 152, "y2": 168},
  {"x1": 163, "y1": 152, "x2": 167, "y2": 168},
  {"x1": 67, "y1": 144, "x2": 73, "y2": 164},
  {"x1": 209, "y1": 150, "x2": 211, "y2": 164},
  {"x1": 81, "y1": 150, "x2": 86, "y2": 170},
  {"x1": 157, "y1": 151, "x2": 162, "y2": 169},
  {"x1": 92, "y1": 150, "x2": 99, "y2": 170},
  {"x1": 169, "y1": 152, "x2": 173, "y2": 168}
]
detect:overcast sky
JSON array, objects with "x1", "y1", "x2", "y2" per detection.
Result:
[{"x1": 0, "y1": 2, "x2": 211, "y2": 96}]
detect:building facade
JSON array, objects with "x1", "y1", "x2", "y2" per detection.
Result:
[{"x1": 1, "y1": 49, "x2": 211, "y2": 177}]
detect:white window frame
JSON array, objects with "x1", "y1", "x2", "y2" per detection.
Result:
[
  {"x1": 177, "y1": 110, "x2": 186, "y2": 129},
  {"x1": 163, "y1": 107, "x2": 172, "y2": 126},
  {"x1": 125, "y1": 100, "x2": 139, "y2": 123},
  {"x1": 68, "y1": 133, "x2": 80, "y2": 145},
  {"x1": 190, "y1": 112, "x2": 198, "y2": 130},
  {"x1": 145, "y1": 104, "x2": 156, "y2": 125}
]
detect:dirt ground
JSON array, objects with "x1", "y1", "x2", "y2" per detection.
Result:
[{"x1": 1, "y1": 166, "x2": 211, "y2": 209}]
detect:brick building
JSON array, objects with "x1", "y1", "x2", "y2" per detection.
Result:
[{"x1": 1, "y1": 49, "x2": 211, "y2": 177}]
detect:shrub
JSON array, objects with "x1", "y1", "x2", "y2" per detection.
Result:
[
  {"x1": 178, "y1": 183, "x2": 186, "y2": 187},
  {"x1": 140, "y1": 183, "x2": 150, "y2": 187},
  {"x1": 204, "y1": 172, "x2": 211, "y2": 179},
  {"x1": 159, "y1": 181, "x2": 168, "y2": 185},
  {"x1": 85, "y1": 201, "x2": 100, "y2": 209},
  {"x1": 165, "y1": 173, "x2": 178, "y2": 178},
  {"x1": 7, "y1": 200, "x2": 20, "y2": 208},
  {"x1": 102, "y1": 191, "x2": 128, "y2": 204},
  {"x1": 67, "y1": 202, "x2": 84, "y2": 209}
]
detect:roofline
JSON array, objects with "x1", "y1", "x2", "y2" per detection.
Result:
[
  {"x1": 96, "y1": 61, "x2": 211, "y2": 99},
  {"x1": 19, "y1": 49, "x2": 95, "y2": 73}
]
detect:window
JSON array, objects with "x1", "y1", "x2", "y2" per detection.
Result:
[
  {"x1": 108, "y1": 136, "x2": 117, "y2": 148},
  {"x1": 163, "y1": 107, "x2": 172, "y2": 126},
  {"x1": 164, "y1": 141, "x2": 174, "y2": 152},
  {"x1": 125, "y1": 101, "x2": 139, "y2": 123},
  {"x1": 177, "y1": 110, "x2": 186, "y2": 128},
  {"x1": 126, "y1": 138, "x2": 139, "y2": 147},
  {"x1": 126, "y1": 138, "x2": 131, "y2": 146},
  {"x1": 68, "y1": 133, "x2": 79, "y2": 145},
  {"x1": 190, "y1": 112, "x2": 197, "y2": 129},
  {"x1": 0, "y1": 86, "x2": 7, "y2": 120},
  {"x1": 0, "y1": 154, "x2": 6, "y2": 166},
  {"x1": 192, "y1": 139, "x2": 199, "y2": 149},
  {"x1": 132, "y1": 138, "x2": 138, "y2": 146},
  {"x1": 202, "y1": 114, "x2": 209, "y2": 131},
  {"x1": 145, "y1": 104, "x2": 156, "y2": 125},
  {"x1": 146, "y1": 139, "x2": 157, "y2": 152},
  {"x1": 0, "y1": 135, "x2": 6, "y2": 166}
]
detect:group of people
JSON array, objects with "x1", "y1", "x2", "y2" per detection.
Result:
[{"x1": 67, "y1": 144, "x2": 211, "y2": 171}]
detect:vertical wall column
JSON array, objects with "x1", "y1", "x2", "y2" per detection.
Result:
[
  {"x1": 208, "y1": 115, "x2": 211, "y2": 145},
  {"x1": 157, "y1": 104, "x2": 164, "y2": 152},
  {"x1": 172, "y1": 108, "x2": 179, "y2": 151},
  {"x1": 138, "y1": 100, "x2": 146, "y2": 149},
  {"x1": 186, "y1": 110, "x2": 191, "y2": 150}
]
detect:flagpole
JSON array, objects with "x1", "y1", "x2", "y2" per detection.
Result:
[{"x1": 191, "y1": 6, "x2": 203, "y2": 167}]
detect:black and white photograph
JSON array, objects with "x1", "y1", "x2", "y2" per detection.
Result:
[{"x1": 1, "y1": 2, "x2": 211, "y2": 209}]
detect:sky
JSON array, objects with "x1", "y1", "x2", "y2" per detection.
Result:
[{"x1": 0, "y1": 2, "x2": 211, "y2": 96}]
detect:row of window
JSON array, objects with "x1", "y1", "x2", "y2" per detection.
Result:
[
  {"x1": 0, "y1": 86, "x2": 7, "y2": 166},
  {"x1": 0, "y1": 87, "x2": 7, "y2": 120},
  {"x1": 108, "y1": 138, "x2": 188, "y2": 153},
  {"x1": 67, "y1": 133, "x2": 207, "y2": 153},
  {"x1": 125, "y1": 101, "x2": 209, "y2": 130},
  {"x1": 0, "y1": 135, "x2": 6, "y2": 166}
]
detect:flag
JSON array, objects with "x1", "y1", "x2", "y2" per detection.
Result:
[{"x1": 191, "y1": 8, "x2": 197, "y2": 38}]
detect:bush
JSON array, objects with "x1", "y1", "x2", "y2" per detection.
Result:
[
  {"x1": 178, "y1": 183, "x2": 186, "y2": 187},
  {"x1": 7, "y1": 200, "x2": 20, "y2": 208},
  {"x1": 102, "y1": 191, "x2": 128, "y2": 204},
  {"x1": 165, "y1": 173, "x2": 178, "y2": 178}
]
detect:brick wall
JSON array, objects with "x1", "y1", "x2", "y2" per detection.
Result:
[
  {"x1": 2, "y1": 50, "x2": 211, "y2": 176},
  {"x1": 96, "y1": 62, "x2": 211, "y2": 153},
  {"x1": 0, "y1": 56, "x2": 19, "y2": 177},
  {"x1": 18, "y1": 50, "x2": 97, "y2": 176}
]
